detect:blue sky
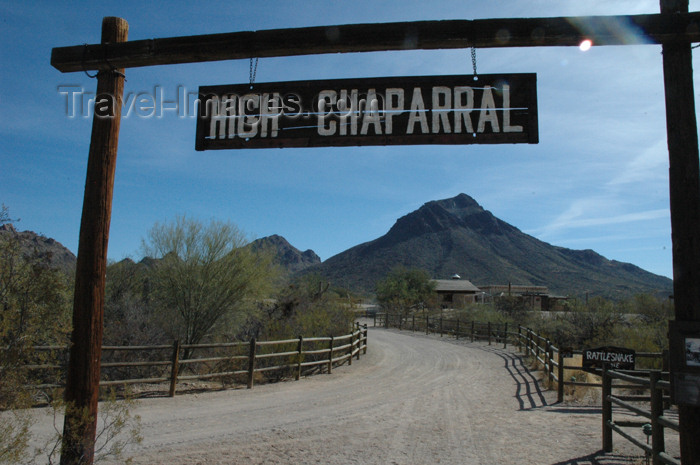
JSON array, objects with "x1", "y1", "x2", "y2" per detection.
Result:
[{"x1": 2, "y1": 0, "x2": 698, "y2": 280}]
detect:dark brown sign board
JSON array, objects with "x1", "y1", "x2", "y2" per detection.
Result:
[
  {"x1": 195, "y1": 74, "x2": 538, "y2": 150},
  {"x1": 669, "y1": 321, "x2": 700, "y2": 406},
  {"x1": 582, "y1": 346, "x2": 636, "y2": 373}
]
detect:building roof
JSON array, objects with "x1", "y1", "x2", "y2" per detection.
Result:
[{"x1": 431, "y1": 279, "x2": 481, "y2": 293}]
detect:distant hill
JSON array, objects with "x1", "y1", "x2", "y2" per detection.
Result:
[
  {"x1": 0, "y1": 223, "x2": 76, "y2": 276},
  {"x1": 248, "y1": 234, "x2": 321, "y2": 274},
  {"x1": 301, "y1": 193, "x2": 673, "y2": 299}
]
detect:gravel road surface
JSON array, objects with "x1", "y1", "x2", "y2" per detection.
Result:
[{"x1": 29, "y1": 326, "x2": 653, "y2": 464}]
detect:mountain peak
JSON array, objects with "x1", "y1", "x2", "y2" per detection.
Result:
[
  {"x1": 248, "y1": 235, "x2": 320, "y2": 274},
  {"x1": 304, "y1": 193, "x2": 672, "y2": 298}
]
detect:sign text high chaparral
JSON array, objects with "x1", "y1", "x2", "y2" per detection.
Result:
[{"x1": 195, "y1": 74, "x2": 538, "y2": 150}]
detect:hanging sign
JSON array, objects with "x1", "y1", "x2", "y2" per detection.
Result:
[
  {"x1": 582, "y1": 346, "x2": 636, "y2": 373},
  {"x1": 195, "y1": 74, "x2": 538, "y2": 150}
]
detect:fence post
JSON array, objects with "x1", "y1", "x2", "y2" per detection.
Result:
[
  {"x1": 527, "y1": 328, "x2": 532, "y2": 356},
  {"x1": 412, "y1": 314, "x2": 415, "y2": 332},
  {"x1": 547, "y1": 340, "x2": 554, "y2": 382},
  {"x1": 363, "y1": 324, "x2": 368, "y2": 354},
  {"x1": 602, "y1": 364, "x2": 613, "y2": 452},
  {"x1": 456, "y1": 319, "x2": 460, "y2": 340},
  {"x1": 296, "y1": 336, "x2": 303, "y2": 381},
  {"x1": 327, "y1": 336, "x2": 334, "y2": 374},
  {"x1": 385, "y1": 312, "x2": 389, "y2": 329},
  {"x1": 503, "y1": 322, "x2": 508, "y2": 349},
  {"x1": 373, "y1": 312, "x2": 376, "y2": 327},
  {"x1": 168, "y1": 339, "x2": 180, "y2": 397},
  {"x1": 471, "y1": 321, "x2": 475, "y2": 342},
  {"x1": 650, "y1": 371, "x2": 665, "y2": 465},
  {"x1": 426, "y1": 314, "x2": 430, "y2": 335},
  {"x1": 518, "y1": 326, "x2": 522, "y2": 353},
  {"x1": 488, "y1": 321, "x2": 492, "y2": 345},
  {"x1": 348, "y1": 329, "x2": 354, "y2": 366},
  {"x1": 247, "y1": 337, "x2": 257, "y2": 389},
  {"x1": 557, "y1": 350, "x2": 564, "y2": 403}
]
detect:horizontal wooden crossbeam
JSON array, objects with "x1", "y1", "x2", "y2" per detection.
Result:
[{"x1": 51, "y1": 12, "x2": 700, "y2": 73}]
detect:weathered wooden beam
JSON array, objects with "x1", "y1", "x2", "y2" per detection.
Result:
[
  {"x1": 59, "y1": 17, "x2": 128, "y2": 465},
  {"x1": 51, "y1": 12, "x2": 700, "y2": 73}
]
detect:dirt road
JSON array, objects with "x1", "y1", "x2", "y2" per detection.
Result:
[{"x1": 33, "y1": 326, "x2": 648, "y2": 464}]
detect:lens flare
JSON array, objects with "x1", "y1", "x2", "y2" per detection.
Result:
[{"x1": 579, "y1": 39, "x2": 593, "y2": 52}]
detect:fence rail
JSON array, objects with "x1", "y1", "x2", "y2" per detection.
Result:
[
  {"x1": 13, "y1": 323, "x2": 368, "y2": 397},
  {"x1": 375, "y1": 312, "x2": 677, "y2": 463}
]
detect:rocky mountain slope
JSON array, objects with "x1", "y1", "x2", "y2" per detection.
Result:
[{"x1": 302, "y1": 193, "x2": 673, "y2": 299}]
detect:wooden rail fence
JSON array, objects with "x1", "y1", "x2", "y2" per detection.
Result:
[
  {"x1": 14, "y1": 323, "x2": 368, "y2": 397},
  {"x1": 375, "y1": 312, "x2": 678, "y2": 463}
]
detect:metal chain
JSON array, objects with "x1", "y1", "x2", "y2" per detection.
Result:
[
  {"x1": 249, "y1": 57, "x2": 259, "y2": 86},
  {"x1": 471, "y1": 46, "x2": 477, "y2": 77}
]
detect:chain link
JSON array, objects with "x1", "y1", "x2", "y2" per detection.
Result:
[{"x1": 471, "y1": 46, "x2": 477, "y2": 77}]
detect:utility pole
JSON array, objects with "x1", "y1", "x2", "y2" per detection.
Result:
[
  {"x1": 660, "y1": 1, "x2": 700, "y2": 464},
  {"x1": 60, "y1": 17, "x2": 128, "y2": 465}
]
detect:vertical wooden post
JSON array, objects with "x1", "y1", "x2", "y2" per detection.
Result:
[
  {"x1": 503, "y1": 322, "x2": 508, "y2": 349},
  {"x1": 60, "y1": 17, "x2": 128, "y2": 465},
  {"x1": 602, "y1": 364, "x2": 613, "y2": 452},
  {"x1": 518, "y1": 326, "x2": 522, "y2": 353},
  {"x1": 470, "y1": 321, "x2": 475, "y2": 342},
  {"x1": 363, "y1": 324, "x2": 368, "y2": 354},
  {"x1": 412, "y1": 314, "x2": 415, "y2": 332},
  {"x1": 168, "y1": 340, "x2": 180, "y2": 397},
  {"x1": 487, "y1": 321, "x2": 492, "y2": 345},
  {"x1": 327, "y1": 336, "x2": 334, "y2": 374},
  {"x1": 650, "y1": 371, "x2": 665, "y2": 465},
  {"x1": 557, "y1": 350, "x2": 564, "y2": 403},
  {"x1": 547, "y1": 340, "x2": 554, "y2": 382},
  {"x1": 660, "y1": 1, "x2": 700, "y2": 462},
  {"x1": 247, "y1": 338, "x2": 256, "y2": 389},
  {"x1": 456, "y1": 319, "x2": 460, "y2": 340},
  {"x1": 356, "y1": 324, "x2": 361, "y2": 360},
  {"x1": 296, "y1": 336, "x2": 303, "y2": 381},
  {"x1": 426, "y1": 314, "x2": 430, "y2": 335},
  {"x1": 439, "y1": 315, "x2": 443, "y2": 337}
]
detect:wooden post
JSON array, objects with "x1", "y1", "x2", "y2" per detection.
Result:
[
  {"x1": 363, "y1": 324, "x2": 368, "y2": 354},
  {"x1": 557, "y1": 350, "x2": 565, "y2": 403},
  {"x1": 660, "y1": 1, "x2": 700, "y2": 462},
  {"x1": 518, "y1": 326, "x2": 522, "y2": 353},
  {"x1": 488, "y1": 321, "x2": 492, "y2": 345},
  {"x1": 470, "y1": 321, "x2": 475, "y2": 342},
  {"x1": 602, "y1": 364, "x2": 613, "y2": 452},
  {"x1": 168, "y1": 340, "x2": 180, "y2": 397},
  {"x1": 456, "y1": 319, "x2": 460, "y2": 340},
  {"x1": 650, "y1": 371, "x2": 666, "y2": 465},
  {"x1": 412, "y1": 314, "x2": 415, "y2": 332},
  {"x1": 426, "y1": 314, "x2": 429, "y2": 335},
  {"x1": 247, "y1": 338, "x2": 256, "y2": 389},
  {"x1": 356, "y1": 324, "x2": 361, "y2": 360},
  {"x1": 327, "y1": 336, "x2": 334, "y2": 374},
  {"x1": 439, "y1": 315, "x2": 443, "y2": 337},
  {"x1": 296, "y1": 336, "x2": 303, "y2": 381},
  {"x1": 60, "y1": 17, "x2": 128, "y2": 465},
  {"x1": 547, "y1": 340, "x2": 554, "y2": 382},
  {"x1": 503, "y1": 322, "x2": 508, "y2": 349}
]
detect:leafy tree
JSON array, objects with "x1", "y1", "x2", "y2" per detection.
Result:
[
  {"x1": 376, "y1": 267, "x2": 435, "y2": 316},
  {"x1": 142, "y1": 216, "x2": 277, "y2": 357},
  {"x1": 259, "y1": 273, "x2": 355, "y2": 340},
  {"x1": 0, "y1": 207, "x2": 72, "y2": 463}
]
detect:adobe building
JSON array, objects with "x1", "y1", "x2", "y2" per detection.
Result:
[{"x1": 432, "y1": 275, "x2": 481, "y2": 308}]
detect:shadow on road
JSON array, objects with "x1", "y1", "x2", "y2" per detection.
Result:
[
  {"x1": 548, "y1": 450, "x2": 643, "y2": 465},
  {"x1": 478, "y1": 345, "x2": 549, "y2": 410}
]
